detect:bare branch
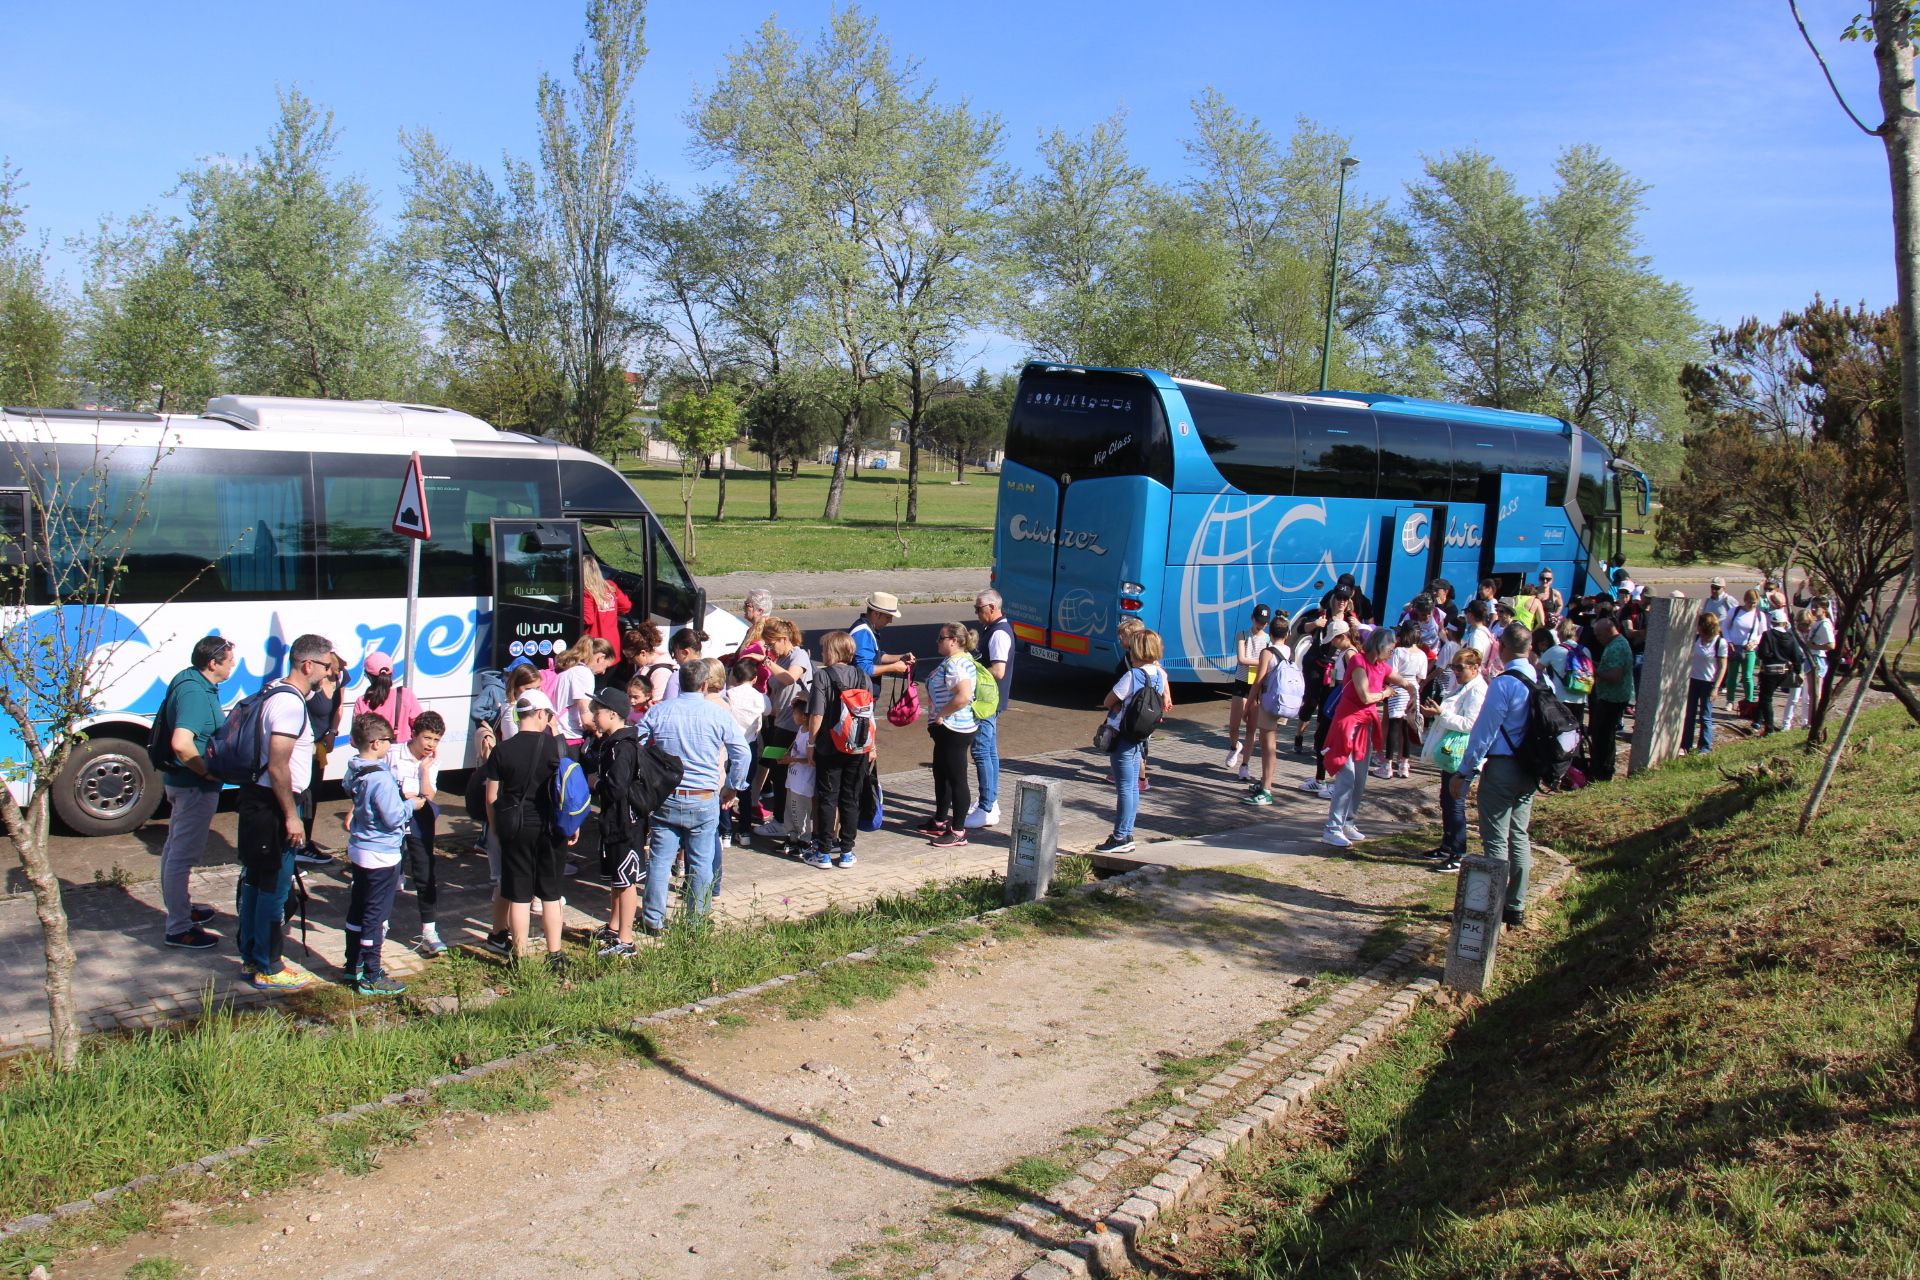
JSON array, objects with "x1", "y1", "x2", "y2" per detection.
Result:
[{"x1": 1791, "y1": 0, "x2": 1884, "y2": 137}]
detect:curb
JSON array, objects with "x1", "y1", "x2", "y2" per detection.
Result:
[{"x1": 0, "y1": 862, "x2": 1172, "y2": 1247}]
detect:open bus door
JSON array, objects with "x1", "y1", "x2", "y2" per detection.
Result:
[
  {"x1": 1484, "y1": 472, "x2": 1547, "y2": 588},
  {"x1": 1377, "y1": 503, "x2": 1445, "y2": 623},
  {"x1": 489, "y1": 517, "x2": 583, "y2": 671}
]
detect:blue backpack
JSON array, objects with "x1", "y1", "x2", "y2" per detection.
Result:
[
  {"x1": 552, "y1": 755, "x2": 593, "y2": 839},
  {"x1": 202, "y1": 683, "x2": 306, "y2": 785}
]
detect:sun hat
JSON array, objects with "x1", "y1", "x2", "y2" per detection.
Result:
[
  {"x1": 513, "y1": 689, "x2": 554, "y2": 716},
  {"x1": 1709, "y1": 576, "x2": 1726, "y2": 588},
  {"x1": 865, "y1": 591, "x2": 902, "y2": 617}
]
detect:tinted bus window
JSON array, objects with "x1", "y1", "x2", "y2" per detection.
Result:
[
  {"x1": 560, "y1": 458, "x2": 646, "y2": 513},
  {"x1": 1005, "y1": 369, "x2": 1172, "y2": 485},
  {"x1": 1450, "y1": 425, "x2": 1516, "y2": 503},
  {"x1": 1511, "y1": 429, "x2": 1571, "y2": 506},
  {"x1": 318, "y1": 455, "x2": 552, "y2": 598},
  {"x1": 1189, "y1": 387, "x2": 1295, "y2": 494},
  {"x1": 1375, "y1": 416, "x2": 1452, "y2": 500},
  {"x1": 1294, "y1": 405, "x2": 1377, "y2": 499},
  {"x1": 46, "y1": 445, "x2": 312, "y2": 603},
  {"x1": 0, "y1": 488, "x2": 26, "y2": 567},
  {"x1": 1576, "y1": 431, "x2": 1610, "y2": 523}
]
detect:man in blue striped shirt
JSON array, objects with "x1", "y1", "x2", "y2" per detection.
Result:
[
  {"x1": 633, "y1": 658, "x2": 751, "y2": 934},
  {"x1": 1450, "y1": 626, "x2": 1540, "y2": 929}
]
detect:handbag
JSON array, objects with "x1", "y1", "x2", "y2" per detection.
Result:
[
  {"x1": 888, "y1": 674, "x2": 922, "y2": 727},
  {"x1": 858, "y1": 769, "x2": 885, "y2": 832},
  {"x1": 1093, "y1": 720, "x2": 1119, "y2": 752}
]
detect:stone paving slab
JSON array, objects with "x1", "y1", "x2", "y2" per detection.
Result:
[{"x1": 0, "y1": 718, "x2": 1438, "y2": 1050}]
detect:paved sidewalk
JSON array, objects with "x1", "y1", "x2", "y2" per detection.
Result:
[
  {"x1": 698, "y1": 566, "x2": 988, "y2": 609},
  {"x1": 0, "y1": 722, "x2": 1436, "y2": 1052}
]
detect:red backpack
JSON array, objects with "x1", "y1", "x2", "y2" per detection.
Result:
[{"x1": 826, "y1": 669, "x2": 877, "y2": 754}]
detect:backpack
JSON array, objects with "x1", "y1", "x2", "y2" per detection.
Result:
[
  {"x1": 1497, "y1": 669, "x2": 1583, "y2": 789},
  {"x1": 1563, "y1": 643, "x2": 1596, "y2": 696},
  {"x1": 887, "y1": 676, "x2": 922, "y2": 727},
  {"x1": 551, "y1": 753, "x2": 593, "y2": 839},
  {"x1": 970, "y1": 656, "x2": 1000, "y2": 721},
  {"x1": 1259, "y1": 648, "x2": 1306, "y2": 719},
  {"x1": 202, "y1": 683, "x2": 306, "y2": 785},
  {"x1": 1116, "y1": 668, "x2": 1166, "y2": 741},
  {"x1": 824, "y1": 669, "x2": 876, "y2": 754},
  {"x1": 638, "y1": 661, "x2": 677, "y2": 699},
  {"x1": 628, "y1": 741, "x2": 685, "y2": 816}
]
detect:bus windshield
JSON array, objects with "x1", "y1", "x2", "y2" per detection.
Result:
[{"x1": 1004, "y1": 367, "x2": 1173, "y2": 486}]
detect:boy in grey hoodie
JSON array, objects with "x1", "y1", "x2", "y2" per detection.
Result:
[{"x1": 343, "y1": 713, "x2": 410, "y2": 995}]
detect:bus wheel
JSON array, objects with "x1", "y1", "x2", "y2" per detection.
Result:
[{"x1": 53, "y1": 736, "x2": 163, "y2": 837}]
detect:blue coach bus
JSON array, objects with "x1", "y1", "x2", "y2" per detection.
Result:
[{"x1": 991, "y1": 363, "x2": 1648, "y2": 682}]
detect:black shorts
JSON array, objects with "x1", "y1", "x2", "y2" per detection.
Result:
[
  {"x1": 499, "y1": 830, "x2": 566, "y2": 904},
  {"x1": 600, "y1": 842, "x2": 642, "y2": 890},
  {"x1": 1230, "y1": 677, "x2": 1252, "y2": 698}
]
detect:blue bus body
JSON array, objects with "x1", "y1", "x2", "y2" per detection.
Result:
[{"x1": 992, "y1": 365, "x2": 1626, "y2": 681}]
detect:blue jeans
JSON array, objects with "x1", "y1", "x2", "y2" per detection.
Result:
[
  {"x1": 644, "y1": 793, "x2": 719, "y2": 930},
  {"x1": 1110, "y1": 739, "x2": 1145, "y2": 839},
  {"x1": 1682, "y1": 677, "x2": 1716, "y2": 752},
  {"x1": 1325, "y1": 757, "x2": 1369, "y2": 831},
  {"x1": 971, "y1": 715, "x2": 1001, "y2": 810},
  {"x1": 236, "y1": 848, "x2": 294, "y2": 976},
  {"x1": 1439, "y1": 770, "x2": 1468, "y2": 855}
]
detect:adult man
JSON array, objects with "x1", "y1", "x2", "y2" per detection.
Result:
[
  {"x1": 850, "y1": 592, "x2": 912, "y2": 680},
  {"x1": 965, "y1": 590, "x2": 1016, "y2": 829},
  {"x1": 154, "y1": 635, "x2": 237, "y2": 949},
  {"x1": 1698, "y1": 576, "x2": 1734, "y2": 628},
  {"x1": 1587, "y1": 616, "x2": 1634, "y2": 782},
  {"x1": 633, "y1": 658, "x2": 750, "y2": 934},
  {"x1": 1451, "y1": 626, "x2": 1540, "y2": 930},
  {"x1": 1536, "y1": 568, "x2": 1565, "y2": 629},
  {"x1": 236, "y1": 632, "x2": 332, "y2": 992}
]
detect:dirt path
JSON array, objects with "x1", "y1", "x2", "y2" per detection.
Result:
[{"x1": 70, "y1": 850, "x2": 1431, "y2": 1280}]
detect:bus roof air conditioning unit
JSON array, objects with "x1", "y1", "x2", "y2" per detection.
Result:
[{"x1": 202, "y1": 396, "x2": 500, "y2": 440}]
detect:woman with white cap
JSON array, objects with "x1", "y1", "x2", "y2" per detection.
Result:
[{"x1": 1753, "y1": 607, "x2": 1805, "y2": 735}]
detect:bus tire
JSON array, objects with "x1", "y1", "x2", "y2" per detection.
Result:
[{"x1": 52, "y1": 734, "x2": 163, "y2": 837}]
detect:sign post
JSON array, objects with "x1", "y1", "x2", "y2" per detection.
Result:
[
  {"x1": 1005, "y1": 777, "x2": 1062, "y2": 904},
  {"x1": 391, "y1": 453, "x2": 432, "y2": 688},
  {"x1": 1443, "y1": 853, "x2": 1510, "y2": 995}
]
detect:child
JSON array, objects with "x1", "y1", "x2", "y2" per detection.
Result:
[
  {"x1": 783, "y1": 727, "x2": 818, "y2": 859},
  {"x1": 723, "y1": 657, "x2": 768, "y2": 846},
  {"x1": 625, "y1": 673, "x2": 655, "y2": 723},
  {"x1": 386, "y1": 710, "x2": 446, "y2": 957},
  {"x1": 1226, "y1": 603, "x2": 1272, "y2": 777},
  {"x1": 343, "y1": 713, "x2": 410, "y2": 996},
  {"x1": 585, "y1": 686, "x2": 643, "y2": 957},
  {"x1": 1236, "y1": 609, "x2": 1291, "y2": 767},
  {"x1": 1242, "y1": 614, "x2": 1299, "y2": 806},
  {"x1": 353, "y1": 652, "x2": 422, "y2": 745},
  {"x1": 1380, "y1": 624, "x2": 1430, "y2": 778},
  {"x1": 1113, "y1": 617, "x2": 1153, "y2": 791}
]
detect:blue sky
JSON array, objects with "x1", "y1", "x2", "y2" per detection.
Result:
[{"x1": 2, "y1": 0, "x2": 1898, "y2": 368}]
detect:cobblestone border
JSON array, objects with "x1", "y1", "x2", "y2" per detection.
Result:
[{"x1": 0, "y1": 863, "x2": 1172, "y2": 1247}]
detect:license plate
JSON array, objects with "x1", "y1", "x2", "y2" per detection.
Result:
[{"x1": 1028, "y1": 644, "x2": 1060, "y2": 663}]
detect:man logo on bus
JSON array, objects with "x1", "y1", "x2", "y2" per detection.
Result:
[{"x1": 1400, "y1": 511, "x2": 1430, "y2": 557}]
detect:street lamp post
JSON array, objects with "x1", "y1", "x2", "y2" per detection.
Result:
[{"x1": 1317, "y1": 156, "x2": 1359, "y2": 392}]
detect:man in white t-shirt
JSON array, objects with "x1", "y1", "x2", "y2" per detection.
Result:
[
  {"x1": 965, "y1": 590, "x2": 1017, "y2": 829},
  {"x1": 236, "y1": 632, "x2": 331, "y2": 993}
]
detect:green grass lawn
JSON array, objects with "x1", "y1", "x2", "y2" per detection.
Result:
[
  {"x1": 1161, "y1": 710, "x2": 1920, "y2": 1278},
  {"x1": 620, "y1": 461, "x2": 997, "y2": 576}
]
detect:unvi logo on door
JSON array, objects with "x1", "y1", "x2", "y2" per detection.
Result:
[{"x1": 1400, "y1": 510, "x2": 1431, "y2": 557}]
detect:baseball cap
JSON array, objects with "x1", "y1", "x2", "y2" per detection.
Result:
[
  {"x1": 1709, "y1": 576, "x2": 1726, "y2": 587},
  {"x1": 589, "y1": 686, "x2": 632, "y2": 720},
  {"x1": 363, "y1": 651, "x2": 394, "y2": 677},
  {"x1": 513, "y1": 689, "x2": 555, "y2": 716},
  {"x1": 1251, "y1": 603, "x2": 1272, "y2": 624},
  {"x1": 1325, "y1": 620, "x2": 1351, "y2": 639},
  {"x1": 865, "y1": 591, "x2": 902, "y2": 617},
  {"x1": 1768, "y1": 607, "x2": 1790, "y2": 625}
]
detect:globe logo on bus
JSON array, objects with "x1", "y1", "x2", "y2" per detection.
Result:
[{"x1": 1401, "y1": 510, "x2": 1431, "y2": 557}]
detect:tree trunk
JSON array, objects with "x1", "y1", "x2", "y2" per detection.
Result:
[
  {"x1": 1874, "y1": 6, "x2": 1920, "y2": 603},
  {"x1": 906, "y1": 415, "x2": 922, "y2": 525},
  {"x1": 4, "y1": 793, "x2": 79, "y2": 1068},
  {"x1": 1873, "y1": 649, "x2": 1920, "y2": 722},
  {"x1": 824, "y1": 410, "x2": 855, "y2": 519},
  {"x1": 768, "y1": 451, "x2": 781, "y2": 522},
  {"x1": 716, "y1": 451, "x2": 729, "y2": 522}
]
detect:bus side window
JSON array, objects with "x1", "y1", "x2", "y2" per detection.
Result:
[
  {"x1": 1375, "y1": 417, "x2": 1452, "y2": 500},
  {"x1": 1450, "y1": 425, "x2": 1516, "y2": 504},
  {"x1": 648, "y1": 519, "x2": 696, "y2": 624},
  {"x1": 1294, "y1": 407, "x2": 1377, "y2": 500},
  {"x1": 0, "y1": 489, "x2": 27, "y2": 567}
]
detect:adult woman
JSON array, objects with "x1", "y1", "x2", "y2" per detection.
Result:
[
  {"x1": 1722, "y1": 589, "x2": 1770, "y2": 709},
  {"x1": 802, "y1": 630, "x2": 873, "y2": 868},
  {"x1": 353, "y1": 652, "x2": 421, "y2": 747},
  {"x1": 1093, "y1": 627, "x2": 1170, "y2": 857},
  {"x1": 756, "y1": 619, "x2": 812, "y2": 840},
  {"x1": 580, "y1": 557, "x2": 632, "y2": 648},
  {"x1": 1681, "y1": 612, "x2": 1728, "y2": 754},
  {"x1": 1420, "y1": 646, "x2": 1485, "y2": 871},
  {"x1": 1321, "y1": 626, "x2": 1411, "y2": 849},
  {"x1": 918, "y1": 622, "x2": 979, "y2": 847},
  {"x1": 1753, "y1": 608, "x2": 1804, "y2": 735},
  {"x1": 552, "y1": 636, "x2": 615, "y2": 747}
]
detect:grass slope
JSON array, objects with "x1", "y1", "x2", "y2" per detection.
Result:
[{"x1": 1162, "y1": 709, "x2": 1920, "y2": 1279}]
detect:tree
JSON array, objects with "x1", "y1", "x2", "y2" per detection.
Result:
[
  {"x1": 77, "y1": 212, "x2": 221, "y2": 412},
  {"x1": 183, "y1": 91, "x2": 421, "y2": 400},
  {"x1": 537, "y1": 0, "x2": 649, "y2": 455},
  {"x1": 742, "y1": 372, "x2": 835, "y2": 518},
  {"x1": 655, "y1": 388, "x2": 740, "y2": 558},
  {"x1": 0, "y1": 161, "x2": 67, "y2": 407},
  {"x1": 922, "y1": 377, "x2": 1005, "y2": 480},
  {"x1": 0, "y1": 432, "x2": 180, "y2": 1067},
  {"x1": 1087, "y1": 194, "x2": 1240, "y2": 380}
]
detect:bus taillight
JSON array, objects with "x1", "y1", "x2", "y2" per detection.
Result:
[{"x1": 1120, "y1": 597, "x2": 1142, "y2": 612}]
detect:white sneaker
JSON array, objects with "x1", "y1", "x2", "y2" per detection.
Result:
[
  {"x1": 963, "y1": 804, "x2": 1000, "y2": 829},
  {"x1": 1322, "y1": 826, "x2": 1353, "y2": 848},
  {"x1": 1342, "y1": 823, "x2": 1367, "y2": 843},
  {"x1": 1224, "y1": 745, "x2": 1244, "y2": 770},
  {"x1": 1236, "y1": 762, "x2": 1252, "y2": 782},
  {"x1": 1396, "y1": 761, "x2": 1411, "y2": 778},
  {"x1": 754, "y1": 821, "x2": 787, "y2": 839},
  {"x1": 1298, "y1": 778, "x2": 1322, "y2": 793},
  {"x1": 1314, "y1": 781, "x2": 1336, "y2": 798}
]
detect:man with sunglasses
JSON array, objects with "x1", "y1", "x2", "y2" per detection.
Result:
[{"x1": 235, "y1": 633, "x2": 334, "y2": 993}]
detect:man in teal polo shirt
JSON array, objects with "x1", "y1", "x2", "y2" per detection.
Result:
[{"x1": 155, "y1": 635, "x2": 237, "y2": 948}]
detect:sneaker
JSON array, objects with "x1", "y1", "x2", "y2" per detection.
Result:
[
  {"x1": 479, "y1": 930, "x2": 513, "y2": 958},
  {"x1": 782, "y1": 840, "x2": 810, "y2": 860},
  {"x1": 590, "y1": 924, "x2": 619, "y2": 945},
  {"x1": 1091, "y1": 835, "x2": 1135, "y2": 855},
  {"x1": 597, "y1": 940, "x2": 636, "y2": 958},
  {"x1": 353, "y1": 974, "x2": 407, "y2": 996},
  {"x1": 189, "y1": 903, "x2": 216, "y2": 925},
  {"x1": 1419, "y1": 847, "x2": 1448, "y2": 861},
  {"x1": 639, "y1": 922, "x2": 665, "y2": 939},
  {"x1": 546, "y1": 952, "x2": 571, "y2": 976},
  {"x1": 1139, "y1": 774, "x2": 1151, "y2": 792},
  {"x1": 1342, "y1": 823, "x2": 1367, "y2": 843},
  {"x1": 1291, "y1": 739, "x2": 1306, "y2": 756},
  {"x1": 1370, "y1": 764, "x2": 1393, "y2": 780},
  {"x1": 1224, "y1": 745, "x2": 1243, "y2": 770},
  {"x1": 1321, "y1": 827, "x2": 1353, "y2": 849},
  {"x1": 928, "y1": 830, "x2": 968, "y2": 849},
  {"x1": 293, "y1": 847, "x2": 335, "y2": 868},
  {"x1": 914, "y1": 819, "x2": 950, "y2": 837},
  {"x1": 1314, "y1": 781, "x2": 1335, "y2": 798},
  {"x1": 416, "y1": 931, "x2": 448, "y2": 958},
  {"x1": 802, "y1": 850, "x2": 835, "y2": 869},
  {"x1": 252, "y1": 965, "x2": 320, "y2": 993},
  {"x1": 1397, "y1": 761, "x2": 1413, "y2": 779},
  {"x1": 1242, "y1": 789, "x2": 1274, "y2": 806},
  {"x1": 1236, "y1": 763, "x2": 1252, "y2": 782},
  {"x1": 754, "y1": 821, "x2": 787, "y2": 839},
  {"x1": 1502, "y1": 908, "x2": 1528, "y2": 931},
  {"x1": 1435, "y1": 857, "x2": 1462, "y2": 873},
  {"x1": 164, "y1": 925, "x2": 219, "y2": 950},
  {"x1": 1297, "y1": 778, "x2": 1322, "y2": 794},
  {"x1": 963, "y1": 804, "x2": 1001, "y2": 829},
  {"x1": 834, "y1": 851, "x2": 858, "y2": 868}
]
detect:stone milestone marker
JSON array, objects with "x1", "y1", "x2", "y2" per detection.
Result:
[
  {"x1": 1443, "y1": 854, "x2": 1511, "y2": 995},
  {"x1": 1004, "y1": 777, "x2": 1062, "y2": 904},
  {"x1": 1630, "y1": 594, "x2": 1700, "y2": 775}
]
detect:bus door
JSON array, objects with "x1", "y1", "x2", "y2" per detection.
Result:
[
  {"x1": 489, "y1": 518, "x2": 583, "y2": 670},
  {"x1": 1486, "y1": 473, "x2": 1546, "y2": 582},
  {"x1": 1378, "y1": 504, "x2": 1445, "y2": 621},
  {"x1": 993, "y1": 464, "x2": 1066, "y2": 659}
]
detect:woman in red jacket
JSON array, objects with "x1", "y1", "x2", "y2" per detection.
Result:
[{"x1": 581, "y1": 557, "x2": 631, "y2": 648}]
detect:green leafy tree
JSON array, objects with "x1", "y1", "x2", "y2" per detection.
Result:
[
  {"x1": 77, "y1": 212, "x2": 220, "y2": 411},
  {"x1": 742, "y1": 372, "x2": 835, "y2": 518},
  {"x1": 182, "y1": 90, "x2": 422, "y2": 399},
  {"x1": 922, "y1": 372, "x2": 1006, "y2": 480},
  {"x1": 0, "y1": 161, "x2": 68, "y2": 406},
  {"x1": 655, "y1": 387, "x2": 740, "y2": 558},
  {"x1": 1087, "y1": 195, "x2": 1239, "y2": 380}
]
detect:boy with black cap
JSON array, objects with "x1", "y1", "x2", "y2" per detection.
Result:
[{"x1": 585, "y1": 685, "x2": 644, "y2": 956}]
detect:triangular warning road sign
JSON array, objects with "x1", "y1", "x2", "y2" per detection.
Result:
[{"x1": 392, "y1": 453, "x2": 432, "y2": 540}]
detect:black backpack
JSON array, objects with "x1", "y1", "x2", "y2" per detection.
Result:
[
  {"x1": 1116, "y1": 669, "x2": 1166, "y2": 742},
  {"x1": 627, "y1": 739, "x2": 685, "y2": 817},
  {"x1": 1498, "y1": 669, "x2": 1582, "y2": 788}
]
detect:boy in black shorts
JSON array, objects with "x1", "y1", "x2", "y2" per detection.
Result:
[
  {"x1": 482, "y1": 691, "x2": 569, "y2": 973},
  {"x1": 585, "y1": 686, "x2": 644, "y2": 956}
]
